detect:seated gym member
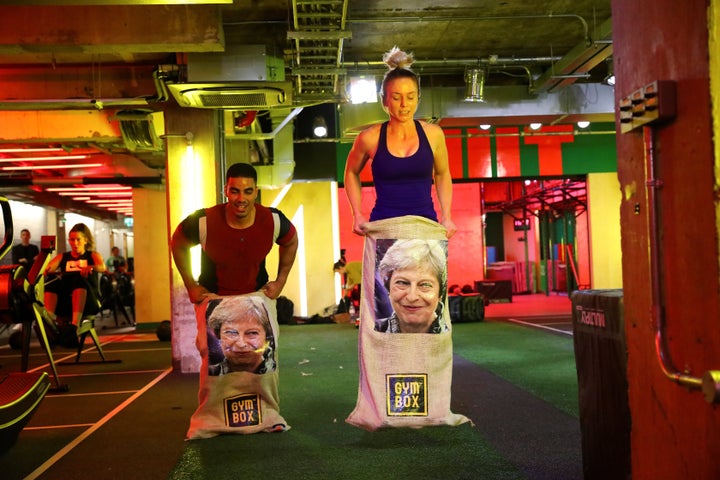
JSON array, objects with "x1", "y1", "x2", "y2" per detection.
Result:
[
  {"x1": 44, "y1": 223, "x2": 107, "y2": 328},
  {"x1": 11, "y1": 228, "x2": 40, "y2": 267},
  {"x1": 105, "y1": 246, "x2": 126, "y2": 273}
]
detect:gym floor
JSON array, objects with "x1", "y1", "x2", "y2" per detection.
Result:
[{"x1": 0, "y1": 293, "x2": 575, "y2": 480}]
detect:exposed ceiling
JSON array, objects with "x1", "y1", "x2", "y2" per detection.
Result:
[{"x1": 0, "y1": 0, "x2": 613, "y2": 221}]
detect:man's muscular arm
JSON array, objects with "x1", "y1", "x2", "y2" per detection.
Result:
[
  {"x1": 171, "y1": 225, "x2": 214, "y2": 303},
  {"x1": 262, "y1": 232, "x2": 298, "y2": 299}
]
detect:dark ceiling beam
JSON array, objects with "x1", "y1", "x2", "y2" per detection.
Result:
[
  {"x1": 0, "y1": 5, "x2": 223, "y2": 108},
  {"x1": 0, "y1": 5, "x2": 225, "y2": 57},
  {"x1": 533, "y1": 18, "x2": 613, "y2": 93},
  {"x1": 0, "y1": 110, "x2": 124, "y2": 143},
  {"x1": 10, "y1": 0, "x2": 231, "y2": 4},
  {"x1": 0, "y1": 64, "x2": 161, "y2": 103}
]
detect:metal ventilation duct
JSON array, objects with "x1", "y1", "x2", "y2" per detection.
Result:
[
  {"x1": 114, "y1": 110, "x2": 164, "y2": 152},
  {"x1": 166, "y1": 82, "x2": 293, "y2": 109},
  {"x1": 165, "y1": 45, "x2": 292, "y2": 110}
]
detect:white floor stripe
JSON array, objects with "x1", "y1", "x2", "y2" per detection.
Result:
[
  {"x1": 53, "y1": 369, "x2": 168, "y2": 379},
  {"x1": 45, "y1": 389, "x2": 139, "y2": 399},
  {"x1": 23, "y1": 423, "x2": 94, "y2": 431},
  {"x1": 20, "y1": 336, "x2": 167, "y2": 376},
  {"x1": 504, "y1": 317, "x2": 573, "y2": 336},
  {"x1": 22, "y1": 367, "x2": 173, "y2": 480}
]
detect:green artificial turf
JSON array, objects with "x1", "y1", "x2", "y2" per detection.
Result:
[
  {"x1": 170, "y1": 320, "x2": 579, "y2": 480},
  {"x1": 452, "y1": 321, "x2": 579, "y2": 417},
  {"x1": 169, "y1": 323, "x2": 524, "y2": 480}
]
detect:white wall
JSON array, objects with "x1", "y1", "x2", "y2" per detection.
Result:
[
  {"x1": 1, "y1": 201, "x2": 48, "y2": 265},
  {"x1": 2, "y1": 200, "x2": 130, "y2": 266}
]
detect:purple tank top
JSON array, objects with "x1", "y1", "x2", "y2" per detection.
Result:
[{"x1": 370, "y1": 120, "x2": 437, "y2": 222}]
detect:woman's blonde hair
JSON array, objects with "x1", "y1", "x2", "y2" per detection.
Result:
[
  {"x1": 380, "y1": 46, "x2": 419, "y2": 102},
  {"x1": 383, "y1": 46, "x2": 414, "y2": 70},
  {"x1": 69, "y1": 223, "x2": 95, "y2": 251}
]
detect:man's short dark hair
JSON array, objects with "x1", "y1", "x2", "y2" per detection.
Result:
[{"x1": 226, "y1": 163, "x2": 258, "y2": 183}]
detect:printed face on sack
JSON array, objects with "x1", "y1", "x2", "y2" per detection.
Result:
[
  {"x1": 208, "y1": 296, "x2": 274, "y2": 374},
  {"x1": 220, "y1": 317, "x2": 267, "y2": 372},
  {"x1": 387, "y1": 265, "x2": 441, "y2": 331},
  {"x1": 378, "y1": 239, "x2": 447, "y2": 333}
]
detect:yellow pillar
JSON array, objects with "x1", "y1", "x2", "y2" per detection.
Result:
[
  {"x1": 133, "y1": 187, "x2": 171, "y2": 328},
  {"x1": 165, "y1": 105, "x2": 219, "y2": 373},
  {"x1": 587, "y1": 172, "x2": 623, "y2": 289},
  {"x1": 262, "y1": 181, "x2": 338, "y2": 318}
]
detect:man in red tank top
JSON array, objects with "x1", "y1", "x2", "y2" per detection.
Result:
[{"x1": 171, "y1": 163, "x2": 298, "y2": 304}]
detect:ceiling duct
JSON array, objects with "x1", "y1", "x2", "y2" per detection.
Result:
[
  {"x1": 167, "y1": 82, "x2": 292, "y2": 109},
  {"x1": 113, "y1": 109, "x2": 164, "y2": 152},
  {"x1": 165, "y1": 45, "x2": 293, "y2": 110}
]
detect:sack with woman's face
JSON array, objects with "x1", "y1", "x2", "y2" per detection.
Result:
[
  {"x1": 347, "y1": 216, "x2": 469, "y2": 431},
  {"x1": 187, "y1": 293, "x2": 287, "y2": 439}
]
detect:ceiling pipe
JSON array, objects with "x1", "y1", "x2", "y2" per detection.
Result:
[
  {"x1": 343, "y1": 56, "x2": 561, "y2": 72},
  {"x1": 347, "y1": 13, "x2": 592, "y2": 46},
  {"x1": 0, "y1": 64, "x2": 178, "y2": 111},
  {"x1": 339, "y1": 57, "x2": 560, "y2": 94},
  {"x1": 0, "y1": 98, "x2": 153, "y2": 111}
]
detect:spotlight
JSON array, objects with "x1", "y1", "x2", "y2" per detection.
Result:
[
  {"x1": 529, "y1": 122, "x2": 542, "y2": 130},
  {"x1": 348, "y1": 76, "x2": 378, "y2": 104},
  {"x1": 312, "y1": 116, "x2": 328, "y2": 138},
  {"x1": 602, "y1": 57, "x2": 615, "y2": 87},
  {"x1": 479, "y1": 124, "x2": 491, "y2": 130},
  {"x1": 577, "y1": 121, "x2": 590, "y2": 129},
  {"x1": 464, "y1": 68, "x2": 486, "y2": 103}
]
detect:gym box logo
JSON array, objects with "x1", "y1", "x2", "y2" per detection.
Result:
[
  {"x1": 224, "y1": 393, "x2": 262, "y2": 427},
  {"x1": 386, "y1": 374, "x2": 428, "y2": 416}
]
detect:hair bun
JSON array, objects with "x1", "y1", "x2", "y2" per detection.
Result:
[{"x1": 383, "y1": 46, "x2": 414, "y2": 71}]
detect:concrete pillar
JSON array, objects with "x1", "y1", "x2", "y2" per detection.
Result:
[{"x1": 164, "y1": 104, "x2": 219, "y2": 373}]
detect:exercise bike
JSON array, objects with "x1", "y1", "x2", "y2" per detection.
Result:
[
  {"x1": 0, "y1": 196, "x2": 62, "y2": 454},
  {"x1": 0, "y1": 199, "x2": 66, "y2": 390}
]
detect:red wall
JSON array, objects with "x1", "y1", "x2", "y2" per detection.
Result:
[{"x1": 613, "y1": 0, "x2": 720, "y2": 478}]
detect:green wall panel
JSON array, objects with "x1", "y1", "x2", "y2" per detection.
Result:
[{"x1": 331, "y1": 123, "x2": 617, "y2": 183}]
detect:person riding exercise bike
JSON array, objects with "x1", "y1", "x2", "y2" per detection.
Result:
[{"x1": 43, "y1": 223, "x2": 106, "y2": 340}]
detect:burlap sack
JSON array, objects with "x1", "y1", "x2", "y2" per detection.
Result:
[
  {"x1": 186, "y1": 292, "x2": 288, "y2": 439},
  {"x1": 346, "y1": 215, "x2": 470, "y2": 431}
]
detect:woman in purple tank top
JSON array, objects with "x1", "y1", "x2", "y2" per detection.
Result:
[{"x1": 344, "y1": 46, "x2": 456, "y2": 239}]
